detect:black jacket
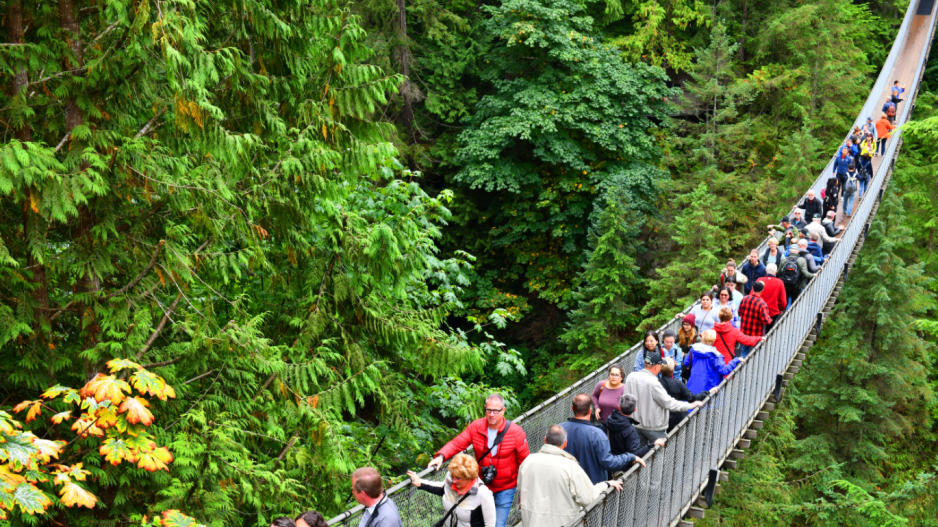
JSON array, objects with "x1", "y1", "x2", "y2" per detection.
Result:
[
  {"x1": 799, "y1": 197, "x2": 823, "y2": 223},
  {"x1": 605, "y1": 410, "x2": 652, "y2": 459},
  {"x1": 658, "y1": 374, "x2": 709, "y2": 431}
]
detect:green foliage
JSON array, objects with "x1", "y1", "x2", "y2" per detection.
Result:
[
  {"x1": 607, "y1": 0, "x2": 712, "y2": 71},
  {"x1": 454, "y1": 0, "x2": 676, "y2": 307}
]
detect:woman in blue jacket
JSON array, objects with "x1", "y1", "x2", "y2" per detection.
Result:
[{"x1": 683, "y1": 330, "x2": 746, "y2": 393}]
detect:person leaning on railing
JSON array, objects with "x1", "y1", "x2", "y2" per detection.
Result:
[
  {"x1": 560, "y1": 394, "x2": 643, "y2": 484},
  {"x1": 517, "y1": 425, "x2": 623, "y2": 527},
  {"x1": 428, "y1": 394, "x2": 529, "y2": 527},
  {"x1": 351, "y1": 467, "x2": 403, "y2": 527},
  {"x1": 407, "y1": 454, "x2": 496, "y2": 527},
  {"x1": 623, "y1": 353, "x2": 704, "y2": 443}
]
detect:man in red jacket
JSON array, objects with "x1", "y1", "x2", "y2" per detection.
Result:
[
  {"x1": 755, "y1": 264, "x2": 788, "y2": 331},
  {"x1": 428, "y1": 394, "x2": 529, "y2": 527}
]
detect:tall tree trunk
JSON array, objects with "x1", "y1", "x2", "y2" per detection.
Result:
[
  {"x1": 59, "y1": 0, "x2": 83, "y2": 133},
  {"x1": 9, "y1": 0, "x2": 51, "y2": 334},
  {"x1": 397, "y1": 0, "x2": 413, "y2": 137},
  {"x1": 738, "y1": 0, "x2": 748, "y2": 63}
]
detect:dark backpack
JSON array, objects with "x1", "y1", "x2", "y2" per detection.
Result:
[
  {"x1": 779, "y1": 256, "x2": 801, "y2": 286},
  {"x1": 845, "y1": 175, "x2": 858, "y2": 195}
]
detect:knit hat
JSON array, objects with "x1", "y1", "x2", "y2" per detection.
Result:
[{"x1": 682, "y1": 313, "x2": 696, "y2": 326}]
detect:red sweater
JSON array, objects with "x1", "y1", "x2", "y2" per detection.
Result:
[
  {"x1": 436, "y1": 417, "x2": 530, "y2": 492},
  {"x1": 756, "y1": 276, "x2": 788, "y2": 317},
  {"x1": 712, "y1": 322, "x2": 762, "y2": 364}
]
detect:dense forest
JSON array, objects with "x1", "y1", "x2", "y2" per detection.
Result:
[{"x1": 0, "y1": 0, "x2": 936, "y2": 525}]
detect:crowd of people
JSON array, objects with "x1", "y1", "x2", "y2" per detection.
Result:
[{"x1": 280, "y1": 82, "x2": 896, "y2": 527}]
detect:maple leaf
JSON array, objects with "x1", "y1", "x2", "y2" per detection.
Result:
[
  {"x1": 130, "y1": 369, "x2": 176, "y2": 400},
  {"x1": 32, "y1": 440, "x2": 64, "y2": 463},
  {"x1": 51, "y1": 411, "x2": 72, "y2": 424},
  {"x1": 118, "y1": 397, "x2": 154, "y2": 426},
  {"x1": 99, "y1": 438, "x2": 137, "y2": 466},
  {"x1": 12, "y1": 401, "x2": 42, "y2": 423},
  {"x1": 94, "y1": 407, "x2": 119, "y2": 429},
  {"x1": 40, "y1": 385, "x2": 76, "y2": 400},
  {"x1": 161, "y1": 509, "x2": 207, "y2": 527},
  {"x1": 2, "y1": 432, "x2": 40, "y2": 469},
  {"x1": 62, "y1": 391, "x2": 82, "y2": 406},
  {"x1": 58, "y1": 481, "x2": 97, "y2": 509},
  {"x1": 54, "y1": 464, "x2": 90, "y2": 482},
  {"x1": 0, "y1": 411, "x2": 21, "y2": 435},
  {"x1": 105, "y1": 358, "x2": 143, "y2": 373},
  {"x1": 12, "y1": 482, "x2": 52, "y2": 515},
  {"x1": 70, "y1": 419, "x2": 104, "y2": 439},
  {"x1": 136, "y1": 446, "x2": 173, "y2": 472},
  {"x1": 80, "y1": 374, "x2": 131, "y2": 405}
]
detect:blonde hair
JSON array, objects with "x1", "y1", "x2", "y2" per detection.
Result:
[
  {"x1": 701, "y1": 329, "x2": 717, "y2": 345},
  {"x1": 660, "y1": 357, "x2": 675, "y2": 377},
  {"x1": 449, "y1": 453, "x2": 479, "y2": 481},
  {"x1": 719, "y1": 306, "x2": 734, "y2": 322}
]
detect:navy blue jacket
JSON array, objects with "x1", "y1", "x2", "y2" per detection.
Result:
[
  {"x1": 833, "y1": 147, "x2": 853, "y2": 175},
  {"x1": 605, "y1": 411, "x2": 652, "y2": 459},
  {"x1": 561, "y1": 418, "x2": 635, "y2": 484},
  {"x1": 739, "y1": 260, "x2": 766, "y2": 294}
]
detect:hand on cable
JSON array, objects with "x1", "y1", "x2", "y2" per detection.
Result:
[{"x1": 406, "y1": 470, "x2": 422, "y2": 488}]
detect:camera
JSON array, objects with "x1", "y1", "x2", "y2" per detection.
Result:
[{"x1": 479, "y1": 465, "x2": 497, "y2": 486}]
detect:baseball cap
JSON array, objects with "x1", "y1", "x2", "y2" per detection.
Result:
[{"x1": 644, "y1": 352, "x2": 664, "y2": 366}]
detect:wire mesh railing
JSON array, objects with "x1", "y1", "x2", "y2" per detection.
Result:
[{"x1": 326, "y1": 1, "x2": 936, "y2": 525}]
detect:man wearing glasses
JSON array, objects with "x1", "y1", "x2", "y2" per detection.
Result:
[{"x1": 428, "y1": 394, "x2": 530, "y2": 527}]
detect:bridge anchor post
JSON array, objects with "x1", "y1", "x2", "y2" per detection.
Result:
[
  {"x1": 705, "y1": 468, "x2": 719, "y2": 508},
  {"x1": 816, "y1": 312, "x2": 823, "y2": 335},
  {"x1": 844, "y1": 263, "x2": 849, "y2": 281},
  {"x1": 773, "y1": 374, "x2": 784, "y2": 403},
  {"x1": 864, "y1": 223, "x2": 869, "y2": 239}
]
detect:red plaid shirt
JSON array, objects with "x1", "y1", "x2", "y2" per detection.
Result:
[{"x1": 738, "y1": 294, "x2": 772, "y2": 337}]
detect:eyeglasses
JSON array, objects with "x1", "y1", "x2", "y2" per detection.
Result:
[
  {"x1": 484, "y1": 408, "x2": 504, "y2": 414},
  {"x1": 609, "y1": 373, "x2": 622, "y2": 378},
  {"x1": 720, "y1": 293, "x2": 729, "y2": 297}
]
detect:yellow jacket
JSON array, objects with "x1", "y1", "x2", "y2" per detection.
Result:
[{"x1": 861, "y1": 141, "x2": 876, "y2": 157}]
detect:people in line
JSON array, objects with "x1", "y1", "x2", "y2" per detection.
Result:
[
  {"x1": 408, "y1": 454, "x2": 496, "y2": 527},
  {"x1": 606, "y1": 393, "x2": 661, "y2": 457},
  {"x1": 738, "y1": 281, "x2": 773, "y2": 356},
  {"x1": 778, "y1": 245, "x2": 817, "y2": 303},
  {"x1": 876, "y1": 112, "x2": 896, "y2": 155},
  {"x1": 791, "y1": 209, "x2": 807, "y2": 232},
  {"x1": 684, "y1": 330, "x2": 746, "y2": 393},
  {"x1": 799, "y1": 190, "x2": 823, "y2": 224},
  {"x1": 892, "y1": 80, "x2": 905, "y2": 105},
  {"x1": 592, "y1": 365, "x2": 626, "y2": 424},
  {"x1": 859, "y1": 134, "x2": 875, "y2": 192},
  {"x1": 844, "y1": 165, "x2": 859, "y2": 217},
  {"x1": 678, "y1": 314, "x2": 697, "y2": 352},
  {"x1": 833, "y1": 141, "x2": 853, "y2": 192},
  {"x1": 633, "y1": 330, "x2": 666, "y2": 372},
  {"x1": 804, "y1": 232, "x2": 825, "y2": 264},
  {"x1": 712, "y1": 307, "x2": 762, "y2": 363},
  {"x1": 712, "y1": 286, "x2": 739, "y2": 329},
  {"x1": 624, "y1": 352, "x2": 704, "y2": 443},
  {"x1": 657, "y1": 359, "x2": 714, "y2": 431},
  {"x1": 717, "y1": 259, "x2": 747, "y2": 289},
  {"x1": 429, "y1": 394, "x2": 529, "y2": 527},
  {"x1": 660, "y1": 330, "x2": 683, "y2": 379},
  {"x1": 689, "y1": 291, "x2": 720, "y2": 333},
  {"x1": 295, "y1": 511, "x2": 328, "y2": 527},
  {"x1": 756, "y1": 264, "x2": 787, "y2": 331},
  {"x1": 739, "y1": 250, "x2": 766, "y2": 294},
  {"x1": 561, "y1": 394, "x2": 640, "y2": 484},
  {"x1": 722, "y1": 275, "x2": 744, "y2": 310},
  {"x1": 517, "y1": 425, "x2": 623, "y2": 527},
  {"x1": 353, "y1": 467, "x2": 403, "y2": 527},
  {"x1": 768, "y1": 216, "x2": 797, "y2": 248},
  {"x1": 823, "y1": 211, "x2": 843, "y2": 238},
  {"x1": 823, "y1": 174, "x2": 839, "y2": 218},
  {"x1": 804, "y1": 214, "x2": 838, "y2": 255},
  {"x1": 761, "y1": 237, "x2": 784, "y2": 268},
  {"x1": 883, "y1": 97, "x2": 897, "y2": 124}
]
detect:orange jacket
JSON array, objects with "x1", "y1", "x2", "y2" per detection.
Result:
[{"x1": 876, "y1": 118, "x2": 896, "y2": 139}]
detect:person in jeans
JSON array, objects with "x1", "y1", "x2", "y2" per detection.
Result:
[
  {"x1": 352, "y1": 467, "x2": 403, "y2": 527},
  {"x1": 407, "y1": 454, "x2": 496, "y2": 527},
  {"x1": 429, "y1": 394, "x2": 529, "y2": 527},
  {"x1": 623, "y1": 353, "x2": 703, "y2": 443},
  {"x1": 737, "y1": 281, "x2": 773, "y2": 357}
]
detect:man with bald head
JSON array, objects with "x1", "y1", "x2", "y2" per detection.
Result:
[{"x1": 560, "y1": 393, "x2": 642, "y2": 484}]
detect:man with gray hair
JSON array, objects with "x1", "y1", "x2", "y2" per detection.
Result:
[
  {"x1": 605, "y1": 394, "x2": 665, "y2": 459},
  {"x1": 429, "y1": 394, "x2": 529, "y2": 527},
  {"x1": 517, "y1": 425, "x2": 623, "y2": 527}
]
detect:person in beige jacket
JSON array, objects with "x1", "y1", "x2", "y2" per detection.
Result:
[{"x1": 517, "y1": 425, "x2": 623, "y2": 527}]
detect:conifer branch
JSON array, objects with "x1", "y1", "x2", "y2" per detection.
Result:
[
  {"x1": 54, "y1": 131, "x2": 71, "y2": 153},
  {"x1": 107, "y1": 240, "x2": 164, "y2": 299},
  {"x1": 136, "y1": 292, "x2": 183, "y2": 360}
]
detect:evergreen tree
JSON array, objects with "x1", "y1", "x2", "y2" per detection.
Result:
[
  {"x1": 560, "y1": 185, "x2": 645, "y2": 360},
  {"x1": 795, "y1": 191, "x2": 936, "y2": 478},
  {"x1": 774, "y1": 120, "x2": 827, "y2": 212}
]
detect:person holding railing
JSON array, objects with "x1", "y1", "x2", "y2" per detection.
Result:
[
  {"x1": 805, "y1": 232, "x2": 826, "y2": 264},
  {"x1": 822, "y1": 210, "x2": 844, "y2": 239},
  {"x1": 623, "y1": 353, "x2": 704, "y2": 443},
  {"x1": 351, "y1": 467, "x2": 403, "y2": 527},
  {"x1": 560, "y1": 394, "x2": 642, "y2": 484},
  {"x1": 656, "y1": 360, "x2": 715, "y2": 431},
  {"x1": 606, "y1": 393, "x2": 664, "y2": 456},
  {"x1": 804, "y1": 215, "x2": 838, "y2": 255},
  {"x1": 712, "y1": 307, "x2": 762, "y2": 363},
  {"x1": 767, "y1": 216, "x2": 797, "y2": 249},
  {"x1": 407, "y1": 454, "x2": 496, "y2": 527},
  {"x1": 428, "y1": 394, "x2": 529, "y2": 527},
  {"x1": 517, "y1": 425, "x2": 623, "y2": 527}
]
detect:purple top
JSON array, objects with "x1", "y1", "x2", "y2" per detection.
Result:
[{"x1": 591, "y1": 380, "x2": 626, "y2": 423}]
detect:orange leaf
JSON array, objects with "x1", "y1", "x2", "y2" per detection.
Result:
[
  {"x1": 71, "y1": 418, "x2": 105, "y2": 438},
  {"x1": 58, "y1": 481, "x2": 97, "y2": 509},
  {"x1": 95, "y1": 407, "x2": 119, "y2": 429},
  {"x1": 80, "y1": 374, "x2": 131, "y2": 405},
  {"x1": 33, "y1": 439, "x2": 64, "y2": 463},
  {"x1": 13, "y1": 401, "x2": 42, "y2": 423},
  {"x1": 118, "y1": 397, "x2": 154, "y2": 426},
  {"x1": 51, "y1": 411, "x2": 72, "y2": 424},
  {"x1": 136, "y1": 446, "x2": 173, "y2": 472},
  {"x1": 99, "y1": 438, "x2": 137, "y2": 466}
]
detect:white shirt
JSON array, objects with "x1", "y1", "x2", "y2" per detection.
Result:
[{"x1": 486, "y1": 427, "x2": 499, "y2": 457}]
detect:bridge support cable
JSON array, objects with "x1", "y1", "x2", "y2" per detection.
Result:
[{"x1": 325, "y1": 1, "x2": 937, "y2": 525}]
